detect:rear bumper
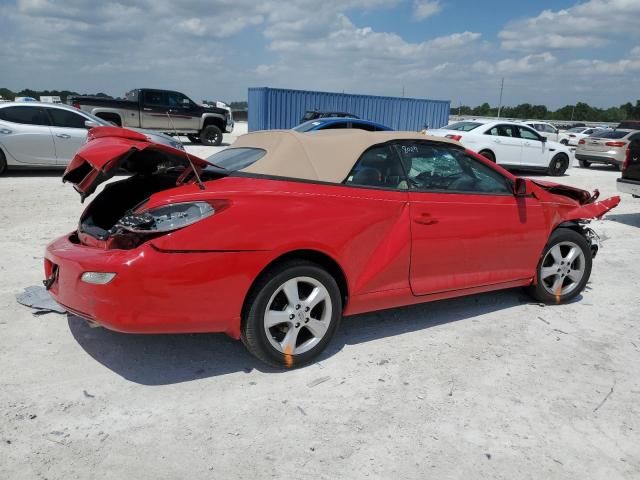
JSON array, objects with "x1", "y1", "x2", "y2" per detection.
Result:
[
  {"x1": 44, "y1": 233, "x2": 271, "y2": 338},
  {"x1": 617, "y1": 178, "x2": 640, "y2": 196},
  {"x1": 575, "y1": 153, "x2": 623, "y2": 166}
]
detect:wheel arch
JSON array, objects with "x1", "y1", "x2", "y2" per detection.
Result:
[
  {"x1": 478, "y1": 148, "x2": 496, "y2": 161},
  {"x1": 201, "y1": 115, "x2": 225, "y2": 131},
  {"x1": 241, "y1": 249, "x2": 349, "y2": 321}
]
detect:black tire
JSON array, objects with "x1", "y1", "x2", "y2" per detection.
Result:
[
  {"x1": 479, "y1": 150, "x2": 496, "y2": 162},
  {"x1": 616, "y1": 163, "x2": 623, "y2": 172},
  {"x1": 560, "y1": 139, "x2": 569, "y2": 145},
  {"x1": 579, "y1": 159, "x2": 591, "y2": 168},
  {"x1": 548, "y1": 153, "x2": 569, "y2": 176},
  {"x1": 241, "y1": 260, "x2": 342, "y2": 368},
  {"x1": 526, "y1": 228, "x2": 592, "y2": 304},
  {"x1": 0, "y1": 149, "x2": 7, "y2": 176},
  {"x1": 200, "y1": 125, "x2": 223, "y2": 146},
  {"x1": 187, "y1": 134, "x2": 200, "y2": 144}
]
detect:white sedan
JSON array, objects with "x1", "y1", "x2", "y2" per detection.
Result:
[
  {"x1": 525, "y1": 121, "x2": 560, "y2": 142},
  {"x1": 428, "y1": 120, "x2": 572, "y2": 176},
  {"x1": 558, "y1": 126, "x2": 610, "y2": 146}
]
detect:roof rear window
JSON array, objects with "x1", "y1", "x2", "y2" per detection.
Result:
[
  {"x1": 206, "y1": 148, "x2": 266, "y2": 171},
  {"x1": 293, "y1": 120, "x2": 323, "y2": 132},
  {"x1": 594, "y1": 130, "x2": 629, "y2": 139},
  {"x1": 445, "y1": 121, "x2": 482, "y2": 132}
]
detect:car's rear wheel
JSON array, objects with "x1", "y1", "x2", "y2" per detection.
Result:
[
  {"x1": 200, "y1": 125, "x2": 223, "y2": 146},
  {"x1": 579, "y1": 159, "x2": 591, "y2": 168},
  {"x1": 560, "y1": 139, "x2": 569, "y2": 145},
  {"x1": 187, "y1": 134, "x2": 200, "y2": 144},
  {"x1": 479, "y1": 150, "x2": 495, "y2": 162},
  {"x1": 548, "y1": 153, "x2": 569, "y2": 176},
  {"x1": 241, "y1": 260, "x2": 342, "y2": 368},
  {"x1": 0, "y1": 149, "x2": 7, "y2": 176},
  {"x1": 527, "y1": 228, "x2": 592, "y2": 304}
]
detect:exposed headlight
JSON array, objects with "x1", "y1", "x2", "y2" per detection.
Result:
[{"x1": 114, "y1": 201, "x2": 215, "y2": 233}]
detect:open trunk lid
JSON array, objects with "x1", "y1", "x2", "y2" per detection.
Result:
[{"x1": 63, "y1": 126, "x2": 212, "y2": 201}]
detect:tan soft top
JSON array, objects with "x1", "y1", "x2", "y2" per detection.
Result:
[{"x1": 228, "y1": 130, "x2": 457, "y2": 183}]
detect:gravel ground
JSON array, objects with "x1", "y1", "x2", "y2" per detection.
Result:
[{"x1": 1, "y1": 126, "x2": 639, "y2": 479}]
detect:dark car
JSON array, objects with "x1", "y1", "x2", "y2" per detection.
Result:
[
  {"x1": 617, "y1": 136, "x2": 640, "y2": 197},
  {"x1": 293, "y1": 118, "x2": 392, "y2": 132},
  {"x1": 617, "y1": 120, "x2": 640, "y2": 130},
  {"x1": 301, "y1": 110, "x2": 359, "y2": 123}
]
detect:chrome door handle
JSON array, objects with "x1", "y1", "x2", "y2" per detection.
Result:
[
  {"x1": 56, "y1": 134, "x2": 71, "y2": 139},
  {"x1": 0, "y1": 128, "x2": 11, "y2": 134},
  {"x1": 494, "y1": 139, "x2": 502, "y2": 143},
  {"x1": 143, "y1": 108, "x2": 152, "y2": 111}
]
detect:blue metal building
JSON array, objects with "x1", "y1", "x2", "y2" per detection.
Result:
[{"x1": 248, "y1": 87, "x2": 450, "y2": 132}]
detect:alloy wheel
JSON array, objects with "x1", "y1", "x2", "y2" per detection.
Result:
[
  {"x1": 540, "y1": 241, "x2": 586, "y2": 296},
  {"x1": 263, "y1": 276, "x2": 333, "y2": 356}
]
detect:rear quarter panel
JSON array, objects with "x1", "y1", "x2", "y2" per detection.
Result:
[{"x1": 149, "y1": 177, "x2": 412, "y2": 297}]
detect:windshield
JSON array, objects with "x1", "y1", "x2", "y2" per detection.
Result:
[
  {"x1": 445, "y1": 121, "x2": 482, "y2": 132},
  {"x1": 293, "y1": 120, "x2": 324, "y2": 132},
  {"x1": 205, "y1": 147, "x2": 266, "y2": 171}
]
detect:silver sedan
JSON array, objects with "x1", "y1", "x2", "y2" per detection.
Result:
[{"x1": 0, "y1": 102, "x2": 184, "y2": 175}]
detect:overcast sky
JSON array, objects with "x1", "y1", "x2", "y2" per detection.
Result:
[{"x1": 1, "y1": 0, "x2": 639, "y2": 108}]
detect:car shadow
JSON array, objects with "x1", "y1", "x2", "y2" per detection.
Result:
[
  {"x1": 68, "y1": 288, "x2": 566, "y2": 385},
  {"x1": 606, "y1": 212, "x2": 640, "y2": 228}
]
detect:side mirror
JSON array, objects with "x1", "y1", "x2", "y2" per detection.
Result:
[
  {"x1": 84, "y1": 120, "x2": 99, "y2": 129},
  {"x1": 540, "y1": 136, "x2": 547, "y2": 143},
  {"x1": 514, "y1": 177, "x2": 527, "y2": 196}
]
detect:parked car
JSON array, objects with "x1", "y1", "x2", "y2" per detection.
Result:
[
  {"x1": 429, "y1": 119, "x2": 572, "y2": 176},
  {"x1": 558, "y1": 126, "x2": 610, "y2": 146},
  {"x1": 45, "y1": 127, "x2": 619, "y2": 367},
  {"x1": 69, "y1": 88, "x2": 233, "y2": 146},
  {"x1": 293, "y1": 118, "x2": 392, "y2": 132},
  {"x1": 0, "y1": 102, "x2": 183, "y2": 175},
  {"x1": 616, "y1": 136, "x2": 640, "y2": 197},
  {"x1": 616, "y1": 120, "x2": 640, "y2": 130},
  {"x1": 300, "y1": 111, "x2": 359, "y2": 123},
  {"x1": 525, "y1": 121, "x2": 560, "y2": 142},
  {"x1": 575, "y1": 129, "x2": 639, "y2": 170}
]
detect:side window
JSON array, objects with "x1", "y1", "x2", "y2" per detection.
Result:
[
  {"x1": 0, "y1": 106, "x2": 49, "y2": 126},
  {"x1": 486, "y1": 124, "x2": 518, "y2": 138},
  {"x1": 395, "y1": 143, "x2": 511, "y2": 194},
  {"x1": 518, "y1": 126, "x2": 542, "y2": 141},
  {"x1": 350, "y1": 122, "x2": 376, "y2": 132},
  {"x1": 167, "y1": 92, "x2": 192, "y2": 108},
  {"x1": 344, "y1": 145, "x2": 407, "y2": 190},
  {"x1": 47, "y1": 109, "x2": 88, "y2": 129},
  {"x1": 319, "y1": 122, "x2": 347, "y2": 130},
  {"x1": 545, "y1": 124, "x2": 558, "y2": 134},
  {"x1": 143, "y1": 90, "x2": 167, "y2": 106}
]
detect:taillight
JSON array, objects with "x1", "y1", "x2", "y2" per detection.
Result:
[
  {"x1": 605, "y1": 141, "x2": 625, "y2": 147},
  {"x1": 446, "y1": 134, "x2": 462, "y2": 141},
  {"x1": 72, "y1": 102, "x2": 81, "y2": 109},
  {"x1": 623, "y1": 147, "x2": 630, "y2": 171},
  {"x1": 578, "y1": 139, "x2": 586, "y2": 145}
]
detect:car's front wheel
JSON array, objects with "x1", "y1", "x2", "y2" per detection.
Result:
[
  {"x1": 579, "y1": 159, "x2": 591, "y2": 168},
  {"x1": 560, "y1": 139, "x2": 569, "y2": 145},
  {"x1": 548, "y1": 153, "x2": 569, "y2": 176},
  {"x1": 527, "y1": 228, "x2": 592, "y2": 304},
  {"x1": 200, "y1": 125, "x2": 223, "y2": 146},
  {"x1": 241, "y1": 260, "x2": 342, "y2": 368}
]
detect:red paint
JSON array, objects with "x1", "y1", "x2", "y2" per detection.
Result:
[{"x1": 45, "y1": 132, "x2": 620, "y2": 338}]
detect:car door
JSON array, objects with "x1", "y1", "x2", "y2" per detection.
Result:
[
  {"x1": 483, "y1": 124, "x2": 522, "y2": 167},
  {"x1": 518, "y1": 125, "x2": 549, "y2": 168},
  {"x1": 394, "y1": 141, "x2": 546, "y2": 295},
  {"x1": 166, "y1": 91, "x2": 200, "y2": 130},
  {"x1": 45, "y1": 107, "x2": 92, "y2": 165},
  {"x1": 544, "y1": 124, "x2": 559, "y2": 142},
  {"x1": 140, "y1": 90, "x2": 169, "y2": 129},
  {"x1": 0, "y1": 105, "x2": 56, "y2": 165}
]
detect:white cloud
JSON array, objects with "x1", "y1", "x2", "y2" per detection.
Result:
[
  {"x1": 499, "y1": 0, "x2": 640, "y2": 51},
  {"x1": 413, "y1": 0, "x2": 442, "y2": 21}
]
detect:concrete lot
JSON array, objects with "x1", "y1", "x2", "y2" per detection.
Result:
[{"x1": 1, "y1": 127, "x2": 639, "y2": 479}]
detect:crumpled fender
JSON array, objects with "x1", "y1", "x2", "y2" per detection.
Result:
[{"x1": 562, "y1": 195, "x2": 620, "y2": 221}]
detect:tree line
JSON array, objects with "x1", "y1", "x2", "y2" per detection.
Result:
[
  {"x1": 0, "y1": 88, "x2": 112, "y2": 101},
  {"x1": 451, "y1": 101, "x2": 640, "y2": 123}
]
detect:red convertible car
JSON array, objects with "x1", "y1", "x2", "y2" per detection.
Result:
[{"x1": 45, "y1": 126, "x2": 620, "y2": 367}]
